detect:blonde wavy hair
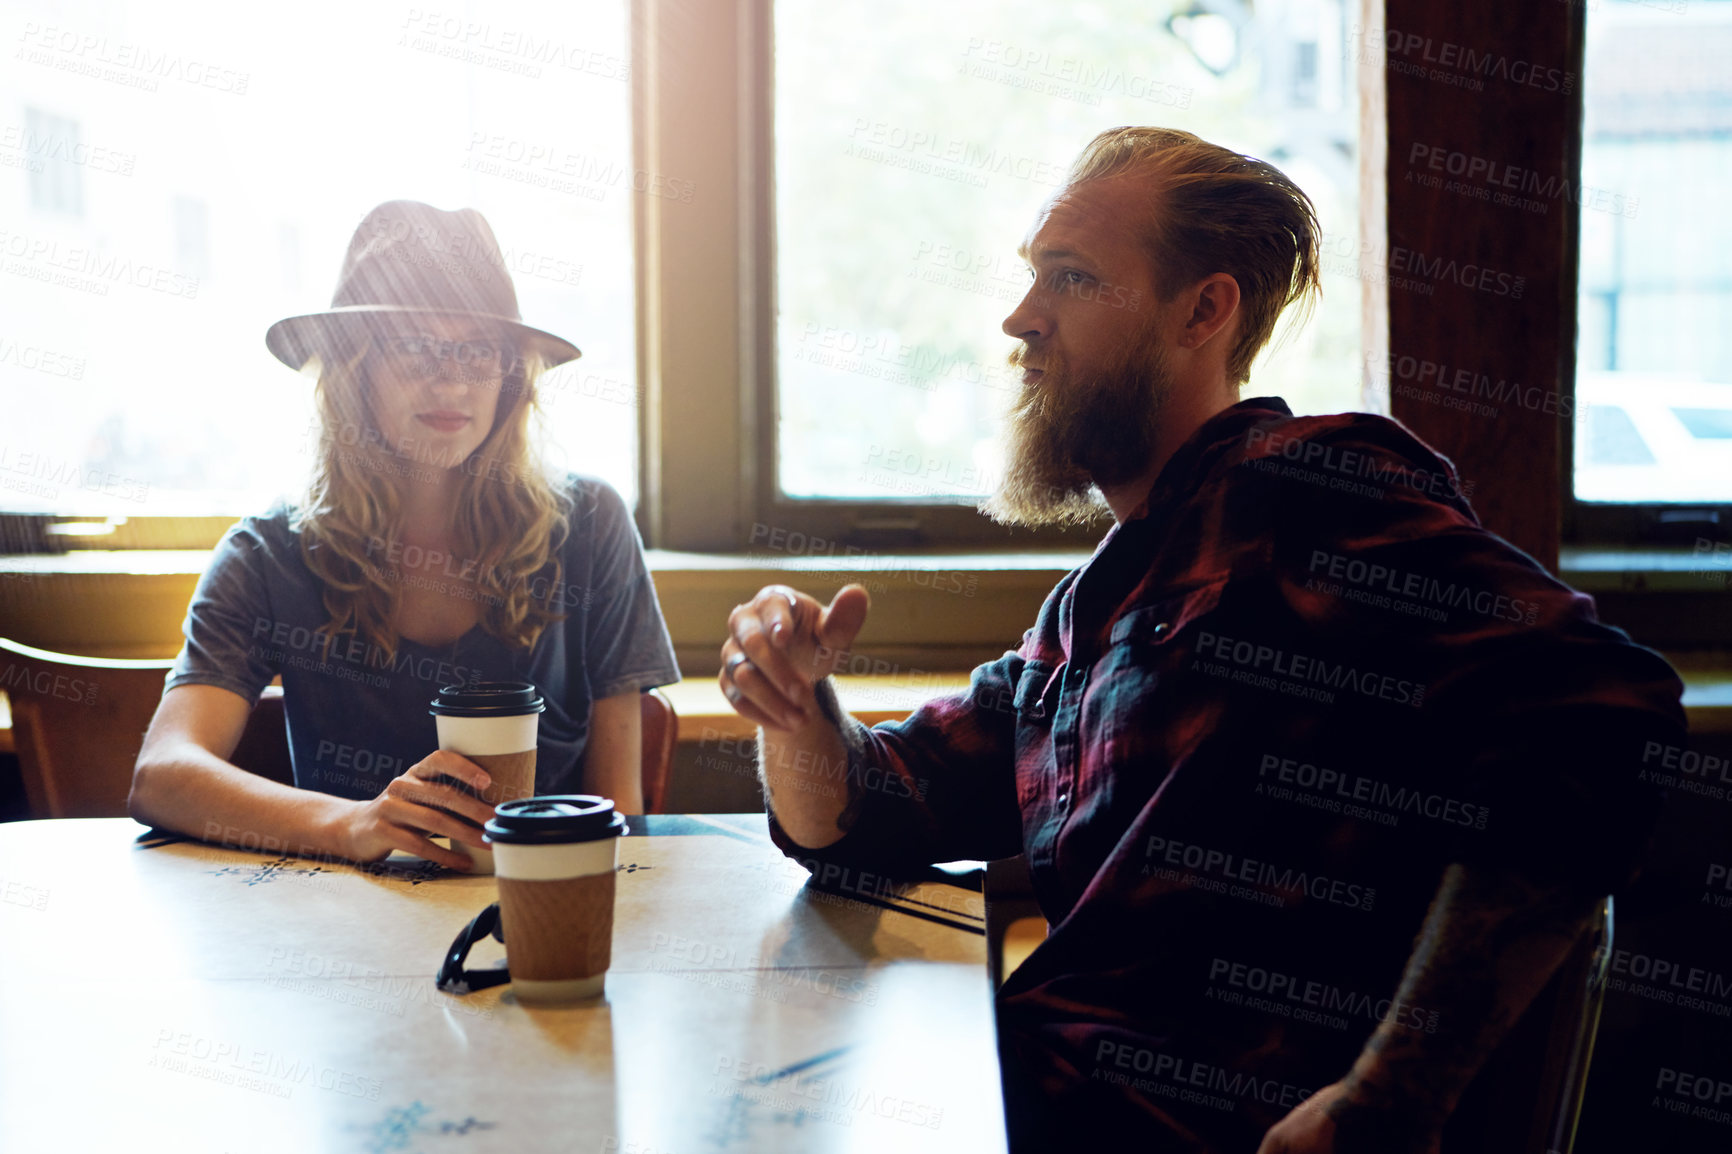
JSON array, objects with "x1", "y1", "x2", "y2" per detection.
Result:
[{"x1": 292, "y1": 324, "x2": 571, "y2": 661}]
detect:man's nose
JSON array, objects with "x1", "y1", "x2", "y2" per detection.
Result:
[{"x1": 1002, "y1": 287, "x2": 1050, "y2": 342}]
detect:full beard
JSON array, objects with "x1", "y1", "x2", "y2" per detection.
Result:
[{"x1": 981, "y1": 330, "x2": 1173, "y2": 527}]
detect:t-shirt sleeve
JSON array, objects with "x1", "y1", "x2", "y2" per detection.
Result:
[
  {"x1": 165, "y1": 521, "x2": 280, "y2": 704},
  {"x1": 577, "y1": 480, "x2": 680, "y2": 698}
]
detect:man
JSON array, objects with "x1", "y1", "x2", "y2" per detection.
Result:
[{"x1": 719, "y1": 128, "x2": 1684, "y2": 1152}]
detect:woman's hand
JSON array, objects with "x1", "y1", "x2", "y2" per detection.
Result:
[{"x1": 333, "y1": 751, "x2": 498, "y2": 870}]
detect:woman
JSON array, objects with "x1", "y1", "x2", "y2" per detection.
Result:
[{"x1": 130, "y1": 201, "x2": 679, "y2": 870}]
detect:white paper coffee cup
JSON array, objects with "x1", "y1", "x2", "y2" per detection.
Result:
[
  {"x1": 486, "y1": 796, "x2": 626, "y2": 1002},
  {"x1": 429, "y1": 682, "x2": 546, "y2": 874}
]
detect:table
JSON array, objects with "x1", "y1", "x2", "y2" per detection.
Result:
[{"x1": 0, "y1": 814, "x2": 1007, "y2": 1153}]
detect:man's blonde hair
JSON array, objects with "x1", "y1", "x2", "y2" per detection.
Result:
[{"x1": 1066, "y1": 127, "x2": 1322, "y2": 384}]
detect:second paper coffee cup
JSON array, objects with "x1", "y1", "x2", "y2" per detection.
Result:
[
  {"x1": 486, "y1": 795, "x2": 626, "y2": 1002},
  {"x1": 430, "y1": 681, "x2": 546, "y2": 873}
]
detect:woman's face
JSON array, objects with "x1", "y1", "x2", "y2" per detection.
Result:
[{"x1": 365, "y1": 316, "x2": 511, "y2": 469}]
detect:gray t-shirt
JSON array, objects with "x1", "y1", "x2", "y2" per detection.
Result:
[{"x1": 167, "y1": 475, "x2": 680, "y2": 799}]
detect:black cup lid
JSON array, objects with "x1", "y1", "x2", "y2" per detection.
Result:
[
  {"x1": 429, "y1": 681, "x2": 545, "y2": 718},
  {"x1": 484, "y1": 795, "x2": 626, "y2": 844}
]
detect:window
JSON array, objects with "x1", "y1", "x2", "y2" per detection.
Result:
[
  {"x1": 4, "y1": 0, "x2": 1369, "y2": 552},
  {"x1": 1, "y1": 0, "x2": 636, "y2": 522},
  {"x1": 770, "y1": 0, "x2": 1362, "y2": 509},
  {"x1": 171, "y1": 196, "x2": 209, "y2": 284},
  {"x1": 1574, "y1": 0, "x2": 1732, "y2": 511},
  {"x1": 22, "y1": 108, "x2": 84, "y2": 216}
]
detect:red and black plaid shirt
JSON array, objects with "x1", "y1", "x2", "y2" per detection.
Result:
[{"x1": 769, "y1": 396, "x2": 1686, "y2": 1151}]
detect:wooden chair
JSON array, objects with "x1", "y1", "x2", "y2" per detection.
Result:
[
  {"x1": 1442, "y1": 898, "x2": 1616, "y2": 1154},
  {"x1": 2, "y1": 637, "x2": 681, "y2": 817},
  {"x1": 640, "y1": 687, "x2": 679, "y2": 815},
  {"x1": 1, "y1": 638, "x2": 290, "y2": 818},
  {"x1": 3, "y1": 638, "x2": 177, "y2": 818},
  {"x1": 1544, "y1": 898, "x2": 1616, "y2": 1154},
  {"x1": 983, "y1": 851, "x2": 1616, "y2": 1154}
]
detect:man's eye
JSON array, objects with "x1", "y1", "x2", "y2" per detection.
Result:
[{"x1": 1062, "y1": 270, "x2": 1088, "y2": 286}]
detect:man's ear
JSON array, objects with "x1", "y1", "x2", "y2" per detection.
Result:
[{"x1": 1178, "y1": 273, "x2": 1241, "y2": 350}]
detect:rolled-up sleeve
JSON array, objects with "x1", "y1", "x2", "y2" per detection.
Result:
[
  {"x1": 1410, "y1": 548, "x2": 1685, "y2": 894},
  {"x1": 767, "y1": 650, "x2": 1028, "y2": 873},
  {"x1": 1269, "y1": 425, "x2": 1687, "y2": 895}
]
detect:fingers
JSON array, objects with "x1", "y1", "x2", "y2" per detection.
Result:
[
  {"x1": 760, "y1": 584, "x2": 803, "y2": 648},
  {"x1": 437, "y1": 788, "x2": 500, "y2": 830},
  {"x1": 413, "y1": 750, "x2": 491, "y2": 794},
  {"x1": 726, "y1": 604, "x2": 811, "y2": 727},
  {"x1": 379, "y1": 794, "x2": 491, "y2": 850},
  {"x1": 720, "y1": 648, "x2": 800, "y2": 730},
  {"x1": 722, "y1": 583, "x2": 859, "y2": 731},
  {"x1": 816, "y1": 584, "x2": 871, "y2": 674},
  {"x1": 393, "y1": 758, "x2": 497, "y2": 827},
  {"x1": 720, "y1": 644, "x2": 806, "y2": 731},
  {"x1": 375, "y1": 823, "x2": 476, "y2": 871},
  {"x1": 402, "y1": 752, "x2": 496, "y2": 825},
  {"x1": 739, "y1": 593, "x2": 812, "y2": 702}
]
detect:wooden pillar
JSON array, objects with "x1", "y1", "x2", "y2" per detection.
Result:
[{"x1": 1378, "y1": 3, "x2": 1580, "y2": 572}]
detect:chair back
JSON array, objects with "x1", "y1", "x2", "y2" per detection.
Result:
[
  {"x1": 1443, "y1": 898, "x2": 1613, "y2": 1153},
  {"x1": 216, "y1": 686, "x2": 680, "y2": 809},
  {"x1": 978, "y1": 847, "x2": 1615, "y2": 1154},
  {"x1": 4, "y1": 635, "x2": 680, "y2": 820},
  {"x1": 1545, "y1": 898, "x2": 1615, "y2": 1154},
  {"x1": 225, "y1": 686, "x2": 680, "y2": 810},
  {"x1": 640, "y1": 687, "x2": 679, "y2": 814},
  {"x1": 1, "y1": 638, "x2": 290, "y2": 818},
  {"x1": 3, "y1": 638, "x2": 174, "y2": 818}
]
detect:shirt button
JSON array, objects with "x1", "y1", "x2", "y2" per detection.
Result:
[
  {"x1": 1056, "y1": 792, "x2": 1069, "y2": 806},
  {"x1": 1152, "y1": 622, "x2": 1170, "y2": 638}
]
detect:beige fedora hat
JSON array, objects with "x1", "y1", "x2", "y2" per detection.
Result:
[{"x1": 265, "y1": 200, "x2": 581, "y2": 371}]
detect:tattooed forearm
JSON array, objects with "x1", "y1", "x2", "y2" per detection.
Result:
[{"x1": 1331, "y1": 862, "x2": 1600, "y2": 1143}]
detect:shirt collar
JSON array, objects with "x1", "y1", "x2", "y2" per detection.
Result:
[{"x1": 1121, "y1": 395, "x2": 1293, "y2": 524}]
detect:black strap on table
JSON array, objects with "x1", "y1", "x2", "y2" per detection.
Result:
[{"x1": 436, "y1": 901, "x2": 511, "y2": 994}]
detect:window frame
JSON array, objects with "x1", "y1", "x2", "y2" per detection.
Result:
[
  {"x1": 744, "y1": 0, "x2": 1099, "y2": 553},
  {"x1": 0, "y1": 0, "x2": 1334, "y2": 556},
  {"x1": 12, "y1": 0, "x2": 1727, "y2": 667},
  {"x1": 645, "y1": 0, "x2": 1112, "y2": 554},
  {"x1": 1559, "y1": 2, "x2": 1732, "y2": 552},
  {"x1": 5, "y1": 0, "x2": 1683, "y2": 563}
]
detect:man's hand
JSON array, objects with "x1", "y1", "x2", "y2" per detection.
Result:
[
  {"x1": 720, "y1": 583, "x2": 870, "y2": 732},
  {"x1": 1257, "y1": 1080, "x2": 1441, "y2": 1154},
  {"x1": 333, "y1": 751, "x2": 499, "y2": 870}
]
